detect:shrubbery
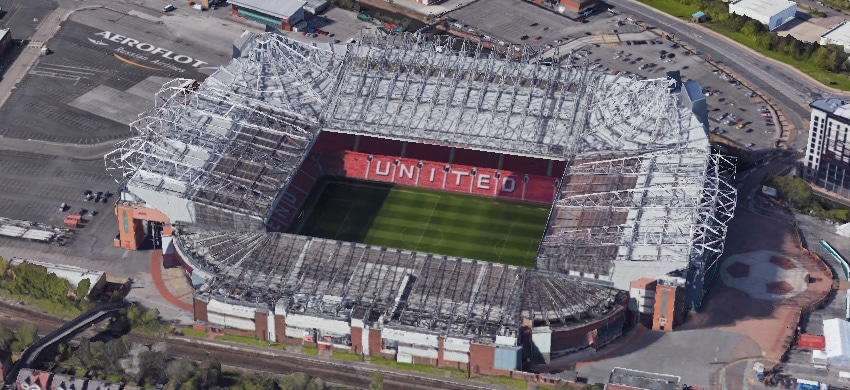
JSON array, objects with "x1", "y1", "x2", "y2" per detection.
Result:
[
  {"x1": 763, "y1": 172, "x2": 850, "y2": 222},
  {"x1": 0, "y1": 261, "x2": 93, "y2": 318}
]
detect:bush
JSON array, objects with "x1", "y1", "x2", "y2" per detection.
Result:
[
  {"x1": 121, "y1": 305, "x2": 168, "y2": 335},
  {"x1": 11, "y1": 323, "x2": 39, "y2": 352}
]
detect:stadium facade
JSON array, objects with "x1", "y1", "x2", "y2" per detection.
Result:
[{"x1": 106, "y1": 31, "x2": 735, "y2": 372}]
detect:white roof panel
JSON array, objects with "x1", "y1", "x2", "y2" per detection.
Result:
[
  {"x1": 730, "y1": 0, "x2": 796, "y2": 17},
  {"x1": 822, "y1": 21, "x2": 850, "y2": 45}
]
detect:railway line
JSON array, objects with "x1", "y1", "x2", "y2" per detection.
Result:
[{"x1": 0, "y1": 301, "x2": 496, "y2": 389}]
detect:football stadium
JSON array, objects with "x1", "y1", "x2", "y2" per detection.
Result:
[{"x1": 105, "y1": 31, "x2": 736, "y2": 373}]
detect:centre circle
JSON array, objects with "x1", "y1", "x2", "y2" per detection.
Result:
[{"x1": 400, "y1": 224, "x2": 444, "y2": 250}]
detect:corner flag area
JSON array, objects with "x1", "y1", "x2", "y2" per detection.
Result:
[{"x1": 295, "y1": 178, "x2": 551, "y2": 268}]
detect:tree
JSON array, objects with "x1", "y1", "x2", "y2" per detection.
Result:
[
  {"x1": 5, "y1": 263, "x2": 73, "y2": 302},
  {"x1": 72, "y1": 339, "x2": 96, "y2": 368},
  {"x1": 740, "y1": 20, "x2": 763, "y2": 38},
  {"x1": 197, "y1": 359, "x2": 221, "y2": 388},
  {"x1": 12, "y1": 323, "x2": 40, "y2": 352},
  {"x1": 369, "y1": 371, "x2": 383, "y2": 390},
  {"x1": 101, "y1": 338, "x2": 129, "y2": 375},
  {"x1": 0, "y1": 323, "x2": 16, "y2": 350},
  {"x1": 75, "y1": 279, "x2": 91, "y2": 300},
  {"x1": 135, "y1": 350, "x2": 167, "y2": 386},
  {"x1": 164, "y1": 359, "x2": 197, "y2": 390}
]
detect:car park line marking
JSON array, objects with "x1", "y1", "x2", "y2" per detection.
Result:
[
  {"x1": 36, "y1": 66, "x2": 96, "y2": 75},
  {"x1": 44, "y1": 63, "x2": 101, "y2": 70},
  {"x1": 112, "y1": 53, "x2": 165, "y2": 71},
  {"x1": 28, "y1": 70, "x2": 81, "y2": 85}
]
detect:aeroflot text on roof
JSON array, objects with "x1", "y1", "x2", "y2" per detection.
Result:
[{"x1": 94, "y1": 31, "x2": 208, "y2": 68}]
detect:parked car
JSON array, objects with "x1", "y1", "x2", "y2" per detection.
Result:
[
  {"x1": 163, "y1": 4, "x2": 175, "y2": 12},
  {"x1": 745, "y1": 143, "x2": 755, "y2": 148},
  {"x1": 59, "y1": 203, "x2": 67, "y2": 212}
]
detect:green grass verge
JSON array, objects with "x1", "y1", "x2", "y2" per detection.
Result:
[
  {"x1": 370, "y1": 357, "x2": 525, "y2": 389},
  {"x1": 301, "y1": 345, "x2": 319, "y2": 356},
  {"x1": 635, "y1": 0, "x2": 695, "y2": 19},
  {"x1": 179, "y1": 327, "x2": 208, "y2": 338},
  {"x1": 215, "y1": 334, "x2": 287, "y2": 350},
  {"x1": 635, "y1": 0, "x2": 850, "y2": 90},
  {"x1": 298, "y1": 178, "x2": 549, "y2": 267},
  {"x1": 451, "y1": 373, "x2": 528, "y2": 389},
  {"x1": 370, "y1": 356, "x2": 453, "y2": 376},
  {"x1": 331, "y1": 351, "x2": 364, "y2": 362}
]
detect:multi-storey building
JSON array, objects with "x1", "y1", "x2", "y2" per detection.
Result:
[{"x1": 805, "y1": 99, "x2": 850, "y2": 198}]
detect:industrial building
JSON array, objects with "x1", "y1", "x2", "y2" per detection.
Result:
[
  {"x1": 105, "y1": 31, "x2": 734, "y2": 371},
  {"x1": 728, "y1": 0, "x2": 797, "y2": 31},
  {"x1": 230, "y1": 0, "x2": 306, "y2": 31},
  {"x1": 549, "y1": 0, "x2": 599, "y2": 14},
  {"x1": 804, "y1": 99, "x2": 850, "y2": 199},
  {"x1": 821, "y1": 20, "x2": 850, "y2": 53}
]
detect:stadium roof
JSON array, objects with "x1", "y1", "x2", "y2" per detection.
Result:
[
  {"x1": 106, "y1": 31, "x2": 734, "y2": 331},
  {"x1": 179, "y1": 227, "x2": 625, "y2": 341}
]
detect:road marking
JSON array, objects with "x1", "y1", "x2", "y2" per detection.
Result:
[
  {"x1": 36, "y1": 66, "x2": 96, "y2": 75},
  {"x1": 28, "y1": 70, "x2": 80, "y2": 85},
  {"x1": 113, "y1": 53, "x2": 165, "y2": 71}
]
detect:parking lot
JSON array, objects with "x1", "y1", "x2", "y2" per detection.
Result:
[
  {"x1": 447, "y1": 0, "x2": 643, "y2": 47},
  {"x1": 0, "y1": 147, "x2": 129, "y2": 256},
  {"x1": 562, "y1": 35, "x2": 779, "y2": 151},
  {"x1": 0, "y1": 0, "x2": 57, "y2": 40},
  {"x1": 0, "y1": 7, "x2": 226, "y2": 144}
]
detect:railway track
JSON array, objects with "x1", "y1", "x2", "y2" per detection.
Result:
[{"x1": 0, "y1": 302, "x2": 496, "y2": 390}]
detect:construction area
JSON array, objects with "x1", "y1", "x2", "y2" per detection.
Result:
[{"x1": 104, "y1": 30, "x2": 734, "y2": 371}]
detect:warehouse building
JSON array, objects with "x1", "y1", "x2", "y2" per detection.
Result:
[
  {"x1": 728, "y1": 0, "x2": 797, "y2": 31},
  {"x1": 821, "y1": 20, "x2": 850, "y2": 53},
  {"x1": 805, "y1": 99, "x2": 850, "y2": 199},
  {"x1": 230, "y1": 0, "x2": 306, "y2": 31}
]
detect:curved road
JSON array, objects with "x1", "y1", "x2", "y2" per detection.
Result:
[{"x1": 613, "y1": 0, "x2": 848, "y2": 149}]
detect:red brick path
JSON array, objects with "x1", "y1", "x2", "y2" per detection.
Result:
[{"x1": 150, "y1": 249, "x2": 193, "y2": 312}]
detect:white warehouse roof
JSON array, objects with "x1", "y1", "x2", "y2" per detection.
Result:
[
  {"x1": 813, "y1": 318, "x2": 850, "y2": 367},
  {"x1": 230, "y1": 0, "x2": 306, "y2": 18},
  {"x1": 822, "y1": 21, "x2": 850, "y2": 52},
  {"x1": 730, "y1": 0, "x2": 796, "y2": 17}
]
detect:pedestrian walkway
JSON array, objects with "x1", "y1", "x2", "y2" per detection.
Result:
[
  {"x1": 0, "y1": 7, "x2": 65, "y2": 110},
  {"x1": 150, "y1": 249, "x2": 193, "y2": 312}
]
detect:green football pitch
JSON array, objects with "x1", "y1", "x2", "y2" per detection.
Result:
[{"x1": 294, "y1": 178, "x2": 551, "y2": 268}]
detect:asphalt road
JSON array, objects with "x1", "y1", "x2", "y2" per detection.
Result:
[
  {"x1": 611, "y1": 0, "x2": 826, "y2": 150},
  {"x1": 0, "y1": 301, "x2": 496, "y2": 390}
]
